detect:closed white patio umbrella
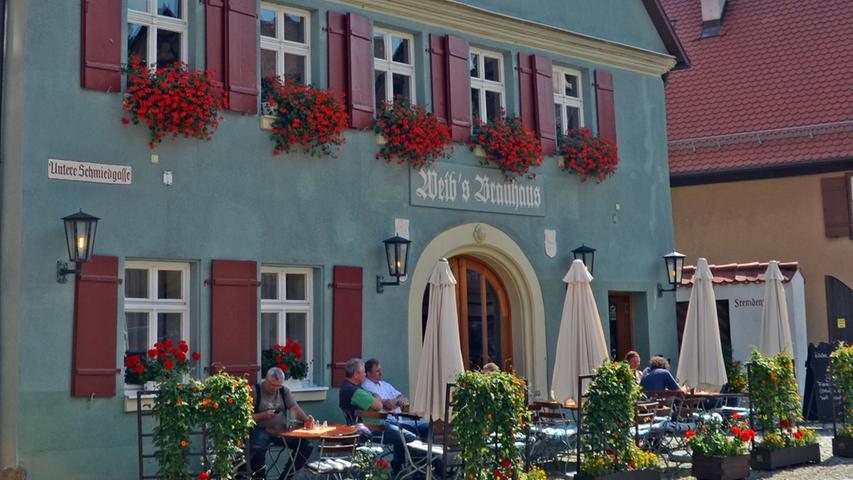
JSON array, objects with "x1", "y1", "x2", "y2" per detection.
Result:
[
  {"x1": 550, "y1": 259, "x2": 609, "y2": 404},
  {"x1": 676, "y1": 257, "x2": 727, "y2": 391},
  {"x1": 412, "y1": 258, "x2": 464, "y2": 421},
  {"x1": 759, "y1": 260, "x2": 793, "y2": 356}
]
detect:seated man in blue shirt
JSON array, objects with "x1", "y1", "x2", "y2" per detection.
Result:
[{"x1": 640, "y1": 356, "x2": 684, "y2": 393}]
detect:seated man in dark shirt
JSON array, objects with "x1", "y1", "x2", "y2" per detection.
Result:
[
  {"x1": 640, "y1": 356, "x2": 683, "y2": 393},
  {"x1": 339, "y1": 358, "x2": 413, "y2": 475}
]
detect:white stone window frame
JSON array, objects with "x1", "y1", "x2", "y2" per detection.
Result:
[
  {"x1": 469, "y1": 47, "x2": 506, "y2": 123},
  {"x1": 123, "y1": 261, "x2": 191, "y2": 387},
  {"x1": 373, "y1": 28, "x2": 416, "y2": 105},
  {"x1": 259, "y1": 3, "x2": 311, "y2": 85},
  {"x1": 127, "y1": 0, "x2": 188, "y2": 67},
  {"x1": 552, "y1": 66, "x2": 585, "y2": 134},
  {"x1": 260, "y1": 266, "x2": 314, "y2": 380}
]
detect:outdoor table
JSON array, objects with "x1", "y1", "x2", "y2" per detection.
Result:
[{"x1": 266, "y1": 424, "x2": 357, "y2": 478}]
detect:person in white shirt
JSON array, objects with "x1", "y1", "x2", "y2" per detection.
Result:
[{"x1": 362, "y1": 358, "x2": 428, "y2": 439}]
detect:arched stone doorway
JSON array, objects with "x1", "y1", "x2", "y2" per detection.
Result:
[{"x1": 407, "y1": 223, "x2": 546, "y2": 396}]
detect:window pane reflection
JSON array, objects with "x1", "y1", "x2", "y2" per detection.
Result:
[
  {"x1": 391, "y1": 36, "x2": 410, "y2": 64},
  {"x1": 125, "y1": 269, "x2": 149, "y2": 298},
  {"x1": 283, "y1": 53, "x2": 305, "y2": 84},
  {"x1": 285, "y1": 273, "x2": 306, "y2": 300},
  {"x1": 375, "y1": 70, "x2": 387, "y2": 108},
  {"x1": 286, "y1": 312, "x2": 307, "y2": 349},
  {"x1": 126, "y1": 312, "x2": 149, "y2": 352},
  {"x1": 392, "y1": 73, "x2": 411, "y2": 99},
  {"x1": 471, "y1": 88, "x2": 481, "y2": 122},
  {"x1": 156, "y1": 29, "x2": 181, "y2": 67},
  {"x1": 469, "y1": 53, "x2": 479, "y2": 78},
  {"x1": 564, "y1": 74, "x2": 578, "y2": 97},
  {"x1": 261, "y1": 313, "x2": 278, "y2": 350},
  {"x1": 467, "y1": 270, "x2": 483, "y2": 369},
  {"x1": 261, "y1": 273, "x2": 278, "y2": 300},
  {"x1": 567, "y1": 106, "x2": 580, "y2": 130},
  {"x1": 158, "y1": 0, "x2": 181, "y2": 18},
  {"x1": 260, "y1": 9, "x2": 277, "y2": 38},
  {"x1": 485, "y1": 281, "x2": 502, "y2": 366},
  {"x1": 485, "y1": 91, "x2": 501, "y2": 121},
  {"x1": 157, "y1": 313, "x2": 182, "y2": 345},
  {"x1": 373, "y1": 33, "x2": 386, "y2": 59},
  {"x1": 127, "y1": 24, "x2": 148, "y2": 64},
  {"x1": 129, "y1": 0, "x2": 148, "y2": 12},
  {"x1": 483, "y1": 56, "x2": 500, "y2": 82},
  {"x1": 158, "y1": 270, "x2": 182, "y2": 299},
  {"x1": 284, "y1": 14, "x2": 305, "y2": 43}
]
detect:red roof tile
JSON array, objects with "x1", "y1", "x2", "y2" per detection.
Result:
[
  {"x1": 661, "y1": 0, "x2": 853, "y2": 175},
  {"x1": 679, "y1": 261, "x2": 800, "y2": 286}
]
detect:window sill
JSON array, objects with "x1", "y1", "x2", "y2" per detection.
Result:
[{"x1": 122, "y1": 385, "x2": 329, "y2": 412}]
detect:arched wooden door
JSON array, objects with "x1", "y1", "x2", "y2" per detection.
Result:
[{"x1": 450, "y1": 256, "x2": 512, "y2": 370}]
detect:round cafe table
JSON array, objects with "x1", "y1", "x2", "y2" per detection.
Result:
[{"x1": 266, "y1": 424, "x2": 358, "y2": 478}]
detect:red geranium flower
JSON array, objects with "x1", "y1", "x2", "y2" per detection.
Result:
[
  {"x1": 163, "y1": 360, "x2": 174, "y2": 370},
  {"x1": 191, "y1": 351, "x2": 201, "y2": 361},
  {"x1": 793, "y1": 430, "x2": 804, "y2": 440},
  {"x1": 198, "y1": 472, "x2": 209, "y2": 480},
  {"x1": 685, "y1": 430, "x2": 696, "y2": 439},
  {"x1": 780, "y1": 419, "x2": 791, "y2": 429}
]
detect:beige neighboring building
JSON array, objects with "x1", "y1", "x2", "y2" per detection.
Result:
[{"x1": 662, "y1": 0, "x2": 853, "y2": 344}]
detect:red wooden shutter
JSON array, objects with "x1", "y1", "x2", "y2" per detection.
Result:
[
  {"x1": 821, "y1": 176, "x2": 852, "y2": 238},
  {"x1": 71, "y1": 256, "x2": 121, "y2": 397},
  {"x1": 532, "y1": 55, "x2": 556, "y2": 155},
  {"x1": 429, "y1": 35, "x2": 448, "y2": 123},
  {"x1": 205, "y1": 0, "x2": 226, "y2": 86},
  {"x1": 224, "y1": 0, "x2": 258, "y2": 113},
  {"x1": 327, "y1": 11, "x2": 348, "y2": 101},
  {"x1": 210, "y1": 259, "x2": 260, "y2": 380},
  {"x1": 517, "y1": 53, "x2": 535, "y2": 132},
  {"x1": 331, "y1": 266, "x2": 363, "y2": 387},
  {"x1": 445, "y1": 36, "x2": 471, "y2": 143},
  {"x1": 346, "y1": 13, "x2": 373, "y2": 129},
  {"x1": 80, "y1": 0, "x2": 121, "y2": 92},
  {"x1": 595, "y1": 70, "x2": 617, "y2": 144}
]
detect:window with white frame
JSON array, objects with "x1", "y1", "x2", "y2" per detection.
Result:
[
  {"x1": 553, "y1": 67, "x2": 584, "y2": 134},
  {"x1": 124, "y1": 261, "x2": 190, "y2": 360},
  {"x1": 260, "y1": 4, "x2": 310, "y2": 88},
  {"x1": 373, "y1": 28, "x2": 415, "y2": 109},
  {"x1": 127, "y1": 0, "x2": 187, "y2": 68},
  {"x1": 469, "y1": 48, "x2": 505, "y2": 123},
  {"x1": 260, "y1": 267, "x2": 313, "y2": 373}
]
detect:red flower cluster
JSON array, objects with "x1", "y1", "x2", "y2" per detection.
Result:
[
  {"x1": 374, "y1": 459, "x2": 390, "y2": 469},
  {"x1": 122, "y1": 55, "x2": 226, "y2": 149},
  {"x1": 264, "y1": 77, "x2": 349, "y2": 158},
  {"x1": 124, "y1": 339, "x2": 199, "y2": 384},
  {"x1": 261, "y1": 338, "x2": 309, "y2": 380},
  {"x1": 730, "y1": 424, "x2": 756, "y2": 442},
  {"x1": 471, "y1": 115, "x2": 543, "y2": 180},
  {"x1": 374, "y1": 97, "x2": 451, "y2": 168},
  {"x1": 558, "y1": 128, "x2": 619, "y2": 183}
]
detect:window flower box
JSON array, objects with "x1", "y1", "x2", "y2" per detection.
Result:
[
  {"x1": 691, "y1": 454, "x2": 750, "y2": 480},
  {"x1": 833, "y1": 435, "x2": 853, "y2": 457},
  {"x1": 750, "y1": 444, "x2": 820, "y2": 470},
  {"x1": 575, "y1": 470, "x2": 660, "y2": 480}
]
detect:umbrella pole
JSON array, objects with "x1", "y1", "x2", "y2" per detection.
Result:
[{"x1": 426, "y1": 417, "x2": 434, "y2": 480}]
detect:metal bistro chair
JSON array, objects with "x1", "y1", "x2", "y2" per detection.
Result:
[
  {"x1": 354, "y1": 410, "x2": 393, "y2": 460},
  {"x1": 528, "y1": 401, "x2": 577, "y2": 473},
  {"x1": 395, "y1": 419, "x2": 444, "y2": 480},
  {"x1": 305, "y1": 433, "x2": 360, "y2": 480}
]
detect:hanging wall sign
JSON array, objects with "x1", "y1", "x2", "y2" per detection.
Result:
[
  {"x1": 410, "y1": 162, "x2": 544, "y2": 216},
  {"x1": 48, "y1": 158, "x2": 132, "y2": 185}
]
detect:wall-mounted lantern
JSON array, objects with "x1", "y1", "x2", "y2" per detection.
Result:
[
  {"x1": 572, "y1": 244, "x2": 596, "y2": 275},
  {"x1": 57, "y1": 210, "x2": 99, "y2": 283},
  {"x1": 376, "y1": 235, "x2": 411, "y2": 293},
  {"x1": 657, "y1": 251, "x2": 686, "y2": 297}
]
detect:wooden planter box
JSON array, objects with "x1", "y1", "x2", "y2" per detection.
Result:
[
  {"x1": 833, "y1": 436, "x2": 853, "y2": 457},
  {"x1": 575, "y1": 470, "x2": 661, "y2": 480},
  {"x1": 750, "y1": 444, "x2": 820, "y2": 470},
  {"x1": 692, "y1": 454, "x2": 750, "y2": 480}
]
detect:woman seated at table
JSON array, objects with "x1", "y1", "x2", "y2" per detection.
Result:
[{"x1": 640, "y1": 356, "x2": 682, "y2": 393}]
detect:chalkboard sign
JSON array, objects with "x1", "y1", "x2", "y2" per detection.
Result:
[{"x1": 803, "y1": 342, "x2": 842, "y2": 421}]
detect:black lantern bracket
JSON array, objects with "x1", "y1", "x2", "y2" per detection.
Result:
[
  {"x1": 657, "y1": 251, "x2": 686, "y2": 297},
  {"x1": 376, "y1": 235, "x2": 411, "y2": 294},
  {"x1": 57, "y1": 210, "x2": 100, "y2": 283}
]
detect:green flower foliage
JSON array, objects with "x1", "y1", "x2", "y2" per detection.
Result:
[
  {"x1": 580, "y1": 361, "x2": 659, "y2": 474},
  {"x1": 830, "y1": 342, "x2": 853, "y2": 435},
  {"x1": 153, "y1": 377, "x2": 199, "y2": 480},
  {"x1": 196, "y1": 374, "x2": 255, "y2": 479},
  {"x1": 451, "y1": 370, "x2": 530, "y2": 480},
  {"x1": 748, "y1": 349, "x2": 815, "y2": 450}
]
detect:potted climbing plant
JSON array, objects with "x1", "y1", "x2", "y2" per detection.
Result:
[
  {"x1": 748, "y1": 349, "x2": 820, "y2": 470},
  {"x1": 196, "y1": 374, "x2": 255, "y2": 480},
  {"x1": 687, "y1": 412, "x2": 754, "y2": 480},
  {"x1": 470, "y1": 114, "x2": 543, "y2": 181},
  {"x1": 578, "y1": 361, "x2": 660, "y2": 480},
  {"x1": 450, "y1": 370, "x2": 531, "y2": 480},
  {"x1": 830, "y1": 342, "x2": 853, "y2": 457}
]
